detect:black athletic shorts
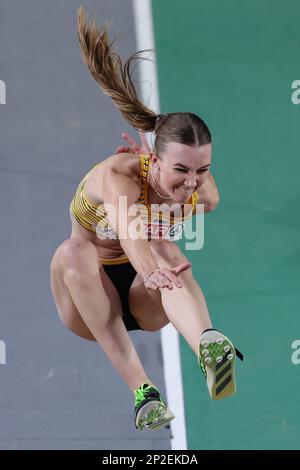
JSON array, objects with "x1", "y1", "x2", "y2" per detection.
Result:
[{"x1": 103, "y1": 262, "x2": 144, "y2": 331}]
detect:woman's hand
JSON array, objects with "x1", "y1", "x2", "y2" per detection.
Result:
[
  {"x1": 115, "y1": 131, "x2": 151, "y2": 155},
  {"x1": 143, "y1": 261, "x2": 192, "y2": 290}
]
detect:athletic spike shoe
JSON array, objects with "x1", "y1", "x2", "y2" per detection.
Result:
[
  {"x1": 198, "y1": 329, "x2": 243, "y2": 400},
  {"x1": 134, "y1": 383, "x2": 175, "y2": 430}
]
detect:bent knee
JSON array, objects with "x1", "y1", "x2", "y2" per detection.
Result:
[
  {"x1": 56, "y1": 238, "x2": 99, "y2": 280},
  {"x1": 59, "y1": 238, "x2": 96, "y2": 260}
]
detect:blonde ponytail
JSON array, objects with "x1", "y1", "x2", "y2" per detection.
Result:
[{"x1": 77, "y1": 6, "x2": 157, "y2": 131}]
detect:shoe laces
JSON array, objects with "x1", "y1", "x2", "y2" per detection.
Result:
[{"x1": 134, "y1": 383, "x2": 157, "y2": 407}]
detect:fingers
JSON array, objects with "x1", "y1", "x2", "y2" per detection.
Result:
[
  {"x1": 159, "y1": 267, "x2": 182, "y2": 288},
  {"x1": 120, "y1": 132, "x2": 151, "y2": 156},
  {"x1": 144, "y1": 264, "x2": 191, "y2": 291},
  {"x1": 144, "y1": 279, "x2": 160, "y2": 290},
  {"x1": 146, "y1": 268, "x2": 181, "y2": 289},
  {"x1": 144, "y1": 277, "x2": 171, "y2": 290},
  {"x1": 122, "y1": 132, "x2": 139, "y2": 151},
  {"x1": 171, "y1": 261, "x2": 192, "y2": 275},
  {"x1": 116, "y1": 146, "x2": 131, "y2": 154},
  {"x1": 144, "y1": 269, "x2": 174, "y2": 290},
  {"x1": 152, "y1": 270, "x2": 174, "y2": 289}
]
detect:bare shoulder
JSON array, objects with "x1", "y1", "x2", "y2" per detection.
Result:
[
  {"x1": 85, "y1": 153, "x2": 143, "y2": 205},
  {"x1": 104, "y1": 153, "x2": 142, "y2": 181}
]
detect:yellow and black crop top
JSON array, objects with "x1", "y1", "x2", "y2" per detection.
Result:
[{"x1": 70, "y1": 154, "x2": 199, "y2": 241}]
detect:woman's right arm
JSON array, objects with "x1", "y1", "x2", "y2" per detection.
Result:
[
  {"x1": 102, "y1": 166, "x2": 159, "y2": 275},
  {"x1": 102, "y1": 166, "x2": 190, "y2": 290}
]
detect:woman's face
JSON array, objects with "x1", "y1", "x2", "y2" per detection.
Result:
[{"x1": 151, "y1": 141, "x2": 212, "y2": 203}]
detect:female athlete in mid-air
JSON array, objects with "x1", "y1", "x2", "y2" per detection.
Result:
[{"x1": 50, "y1": 7, "x2": 242, "y2": 431}]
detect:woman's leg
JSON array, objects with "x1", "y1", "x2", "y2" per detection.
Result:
[
  {"x1": 130, "y1": 240, "x2": 212, "y2": 356},
  {"x1": 129, "y1": 240, "x2": 241, "y2": 402},
  {"x1": 50, "y1": 237, "x2": 151, "y2": 393}
]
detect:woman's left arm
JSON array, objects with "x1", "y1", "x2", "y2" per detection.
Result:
[{"x1": 195, "y1": 173, "x2": 220, "y2": 213}]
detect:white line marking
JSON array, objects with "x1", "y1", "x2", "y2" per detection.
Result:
[{"x1": 132, "y1": 0, "x2": 187, "y2": 451}]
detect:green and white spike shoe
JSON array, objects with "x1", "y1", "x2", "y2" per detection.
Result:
[
  {"x1": 198, "y1": 329, "x2": 243, "y2": 400},
  {"x1": 134, "y1": 383, "x2": 175, "y2": 430}
]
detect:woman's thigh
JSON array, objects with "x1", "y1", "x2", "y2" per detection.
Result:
[
  {"x1": 128, "y1": 273, "x2": 169, "y2": 332},
  {"x1": 128, "y1": 240, "x2": 189, "y2": 331},
  {"x1": 50, "y1": 238, "x2": 124, "y2": 340}
]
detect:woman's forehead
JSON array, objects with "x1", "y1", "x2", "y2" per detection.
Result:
[{"x1": 163, "y1": 142, "x2": 211, "y2": 166}]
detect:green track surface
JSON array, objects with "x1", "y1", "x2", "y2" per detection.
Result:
[{"x1": 152, "y1": 0, "x2": 300, "y2": 449}]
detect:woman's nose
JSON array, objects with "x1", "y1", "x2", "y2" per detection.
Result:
[{"x1": 184, "y1": 173, "x2": 197, "y2": 187}]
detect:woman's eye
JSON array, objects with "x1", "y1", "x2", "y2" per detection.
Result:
[{"x1": 174, "y1": 168, "x2": 209, "y2": 174}]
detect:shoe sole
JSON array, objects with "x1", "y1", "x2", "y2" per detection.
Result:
[
  {"x1": 135, "y1": 400, "x2": 175, "y2": 430},
  {"x1": 199, "y1": 330, "x2": 237, "y2": 400}
]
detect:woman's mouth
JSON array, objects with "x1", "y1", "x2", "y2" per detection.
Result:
[{"x1": 176, "y1": 187, "x2": 194, "y2": 194}]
